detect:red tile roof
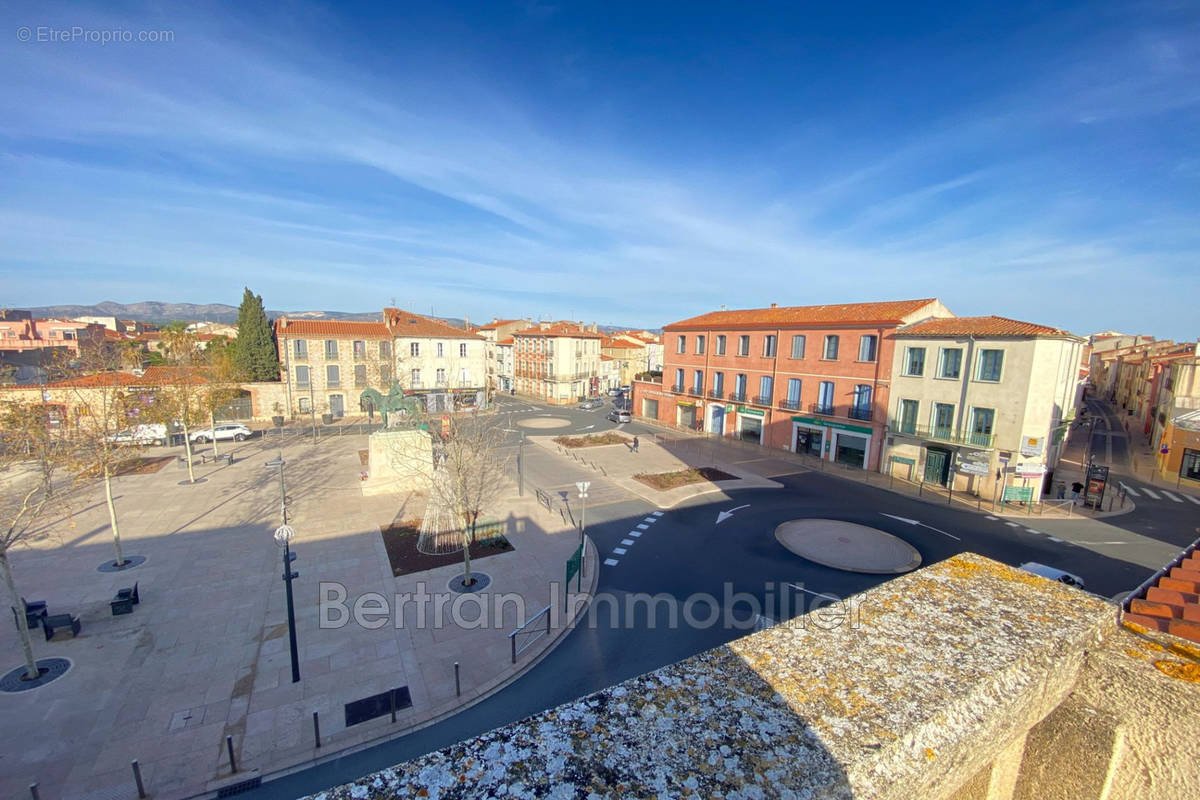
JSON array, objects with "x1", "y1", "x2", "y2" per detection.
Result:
[
  {"x1": 476, "y1": 318, "x2": 526, "y2": 331},
  {"x1": 896, "y1": 315, "x2": 1079, "y2": 338},
  {"x1": 1123, "y1": 545, "x2": 1200, "y2": 645},
  {"x1": 513, "y1": 323, "x2": 603, "y2": 339},
  {"x1": 383, "y1": 308, "x2": 484, "y2": 339},
  {"x1": 497, "y1": 337, "x2": 515, "y2": 345},
  {"x1": 139, "y1": 365, "x2": 209, "y2": 384},
  {"x1": 43, "y1": 371, "x2": 144, "y2": 388},
  {"x1": 275, "y1": 318, "x2": 391, "y2": 338},
  {"x1": 663, "y1": 299, "x2": 940, "y2": 331}
]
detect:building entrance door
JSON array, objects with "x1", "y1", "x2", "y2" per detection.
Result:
[
  {"x1": 794, "y1": 425, "x2": 822, "y2": 456},
  {"x1": 924, "y1": 447, "x2": 952, "y2": 485},
  {"x1": 710, "y1": 405, "x2": 725, "y2": 436},
  {"x1": 329, "y1": 394, "x2": 345, "y2": 418},
  {"x1": 678, "y1": 405, "x2": 697, "y2": 429}
]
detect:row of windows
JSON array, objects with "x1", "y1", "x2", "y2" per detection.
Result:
[
  {"x1": 671, "y1": 370, "x2": 874, "y2": 415},
  {"x1": 901, "y1": 346, "x2": 1003, "y2": 382},
  {"x1": 293, "y1": 365, "x2": 473, "y2": 388},
  {"x1": 516, "y1": 338, "x2": 599, "y2": 356},
  {"x1": 675, "y1": 333, "x2": 877, "y2": 362},
  {"x1": 895, "y1": 398, "x2": 996, "y2": 445},
  {"x1": 291, "y1": 339, "x2": 476, "y2": 360}
]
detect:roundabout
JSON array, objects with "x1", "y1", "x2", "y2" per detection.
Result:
[
  {"x1": 774, "y1": 518, "x2": 922, "y2": 574},
  {"x1": 516, "y1": 417, "x2": 573, "y2": 429}
]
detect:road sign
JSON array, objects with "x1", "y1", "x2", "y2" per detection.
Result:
[
  {"x1": 565, "y1": 545, "x2": 583, "y2": 592},
  {"x1": 1020, "y1": 436, "x2": 1045, "y2": 457},
  {"x1": 1014, "y1": 461, "x2": 1047, "y2": 477},
  {"x1": 1003, "y1": 486, "x2": 1035, "y2": 503},
  {"x1": 575, "y1": 481, "x2": 591, "y2": 496},
  {"x1": 441, "y1": 414, "x2": 450, "y2": 437}
]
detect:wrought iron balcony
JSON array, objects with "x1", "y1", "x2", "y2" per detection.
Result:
[
  {"x1": 687, "y1": 387, "x2": 703, "y2": 396},
  {"x1": 729, "y1": 391, "x2": 747, "y2": 402},
  {"x1": 779, "y1": 399, "x2": 802, "y2": 411},
  {"x1": 671, "y1": 383, "x2": 684, "y2": 393},
  {"x1": 889, "y1": 421, "x2": 994, "y2": 448},
  {"x1": 752, "y1": 395, "x2": 772, "y2": 406},
  {"x1": 709, "y1": 389, "x2": 725, "y2": 400},
  {"x1": 810, "y1": 403, "x2": 834, "y2": 415},
  {"x1": 848, "y1": 407, "x2": 873, "y2": 421}
]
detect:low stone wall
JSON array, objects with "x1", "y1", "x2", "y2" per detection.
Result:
[{"x1": 302, "y1": 554, "x2": 1199, "y2": 800}]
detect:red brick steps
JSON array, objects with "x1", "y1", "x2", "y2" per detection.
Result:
[{"x1": 1124, "y1": 540, "x2": 1200, "y2": 645}]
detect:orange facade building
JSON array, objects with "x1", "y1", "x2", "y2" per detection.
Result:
[{"x1": 633, "y1": 299, "x2": 952, "y2": 470}]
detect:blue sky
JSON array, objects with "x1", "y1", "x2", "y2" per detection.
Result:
[{"x1": 2, "y1": 1, "x2": 1197, "y2": 338}]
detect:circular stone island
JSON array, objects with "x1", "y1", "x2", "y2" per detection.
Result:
[
  {"x1": 774, "y1": 519, "x2": 922, "y2": 574},
  {"x1": 516, "y1": 417, "x2": 572, "y2": 429}
]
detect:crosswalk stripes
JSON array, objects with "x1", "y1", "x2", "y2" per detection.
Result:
[
  {"x1": 605, "y1": 511, "x2": 664, "y2": 566},
  {"x1": 1160, "y1": 490, "x2": 1184, "y2": 503},
  {"x1": 1121, "y1": 484, "x2": 1140, "y2": 497},
  {"x1": 1141, "y1": 487, "x2": 1161, "y2": 500},
  {"x1": 1187, "y1": 495, "x2": 1200, "y2": 506}
]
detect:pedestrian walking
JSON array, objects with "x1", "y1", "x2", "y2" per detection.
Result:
[
  {"x1": 632, "y1": 435, "x2": 639, "y2": 453},
  {"x1": 1070, "y1": 480, "x2": 1084, "y2": 504}
]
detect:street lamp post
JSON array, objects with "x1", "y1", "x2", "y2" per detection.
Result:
[
  {"x1": 266, "y1": 454, "x2": 301, "y2": 684},
  {"x1": 575, "y1": 481, "x2": 590, "y2": 577}
]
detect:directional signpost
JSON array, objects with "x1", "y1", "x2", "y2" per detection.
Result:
[{"x1": 575, "y1": 481, "x2": 590, "y2": 576}]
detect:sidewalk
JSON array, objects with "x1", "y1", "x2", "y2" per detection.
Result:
[{"x1": 0, "y1": 433, "x2": 595, "y2": 800}]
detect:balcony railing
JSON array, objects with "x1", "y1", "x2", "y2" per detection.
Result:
[
  {"x1": 671, "y1": 383, "x2": 684, "y2": 393},
  {"x1": 848, "y1": 407, "x2": 873, "y2": 421},
  {"x1": 779, "y1": 399, "x2": 802, "y2": 411},
  {"x1": 889, "y1": 421, "x2": 994, "y2": 448},
  {"x1": 752, "y1": 395, "x2": 772, "y2": 406},
  {"x1": 810, "y1": 403, "x2": 834, "y2": 416},
  {"x1": 729, "y1": 391, "x2": 747, "y2": 402},
  {"x1": 688, "y1": 387, "x2": 703, "y2": 396},
  {"x1": 709, "y1": 389, "x2": 725, "y2": 400}
]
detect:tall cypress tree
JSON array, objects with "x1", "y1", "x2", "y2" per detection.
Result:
[{"x1": 233, "y1": 287, "x2": 281, "y2": 381}]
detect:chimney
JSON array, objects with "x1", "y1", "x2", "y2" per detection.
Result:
[
  {"x1": 590, "y1": 323, "x2": 598, "y2": 333},
  {"x1": 279, "y1": 317, "x2": 288, "y2": 330},
  {"x1": 770, "y1": 303, "x2": 778, "y2": 308}
]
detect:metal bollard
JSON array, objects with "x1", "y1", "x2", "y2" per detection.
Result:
[
  {"x1": 226, "y1": 735, "x2": 238, "y2": 773},
  {"x1": 132, "y1": 760, "x2": 147, "y2": 799},
  {"x1": 455, "y1": 661, "x2": 461, "y2": 697},
  {"x1": 313, "y1": 711, "x2": 321, "y2": 748},
  {"x1": 29, "y1": 784, "x2": 40, "y2": 800},
  {"x1": 390, "y1": 689, "x2": 397, "y2": 723}
]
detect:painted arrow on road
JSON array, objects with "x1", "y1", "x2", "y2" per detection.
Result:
[
  {"x1": 582, "y1": 425, "x2": 595, "y2": 430},
  {"x1": 716, "y1": 504, "x2": 751, "y2": 525},
  {"x1": 880, "y1": 513, "x2": 961, "y2": 540}
]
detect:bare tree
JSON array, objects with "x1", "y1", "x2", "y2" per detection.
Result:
[
  {"x1": 152, "y1": 326, "x2": 209, "y2": 484},
  {"x1": 55, "y1": 349, "x2": 146, "y2": 568},
  {"x1": 0, "y1": 401, "x2": 70, "y2": 679},
  {"x1": 387, "y1": 411, "x2": 510, "y2": 586}
]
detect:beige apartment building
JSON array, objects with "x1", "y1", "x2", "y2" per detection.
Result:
[
  {"x1": 512, "y1": 322, "x2": 604, "y2": 403},
  {"x1": 601, "y1": 335, "x2": 651, "y2": 387},
  {"x1": 275, "y1": 308, "x2": 487, "y2": 418},
  {"x1": 884, "y1": 316, "x2": 1085, "y2": 499},
  {"x1": 475, "y1": 317, "x2": 531, "y2": 393}
]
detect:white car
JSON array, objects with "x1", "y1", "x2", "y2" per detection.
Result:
[
  {"x1": 1018, "y1": 562, "x2": 1085, "y2": 589},
  {"x1": 106, "y1": 424, "x2": 168, "y2": 446},
  {"x1": 189, "y1": 423, "x2": 252, "y2": 443}
]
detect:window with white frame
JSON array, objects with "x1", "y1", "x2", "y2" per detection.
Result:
[
  {"x1": 790, "y1": 335, "x2": 805, "y2": 359},
  {"x1": 738, "y1": 335, "x2": 750, "y2": 356},
  {"x1": 696, "y1": 335, "x2": 705, "y2": 355},
  {"x1": 293, "y1": 339, "x2": 308, "y2": 359},
  {"x1": 903, "y1": 347, "x2": 926, "y2": 376},
  {"x1": 976, "y1": 349, "x2": 1004, "y2": 382},
  {"x1": 716, "y1": 335, "x2": 726, "y2": 355},
  {"x1": 939, "y1": 347, "x2": 962, "y2": 379},
  {"x1": 410, "y1": 342, "x2": 420, "y2": 357},
  {"x1": 326, "y1": 364, "x2": 340, "y2": 386},
  {"x1": 823, "y1": 335, "x2": 839, "y2": 360},
  {"x1": 460, "y1": 343, "x2": 467, "y2": 358},
  {"x1": 436, "y1": 342, "x2": 444, "y2": 358},
  {"x1": 324, "y1": 340, "x2": 338, "y2": 359},
  {"x1": 677, "y1": 335, "x2": 686, "y2": 354},
  {"x1": 858, "y1": 335, "x2": 877, "y2": 362},
  {"x1": 763, "y1": 335, "x2": 777, "y2": 357},
  {"x1": 295, "y1": 365, "x2": 310, "y2": 387}
]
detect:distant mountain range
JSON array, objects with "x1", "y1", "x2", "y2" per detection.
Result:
[{"x1": 16, "y1": 301, "x2": 648, "y2": 334}]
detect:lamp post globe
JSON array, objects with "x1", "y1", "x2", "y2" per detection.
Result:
[{"x1": 274, "y1": 524, "x2": 295, "y2": 547}]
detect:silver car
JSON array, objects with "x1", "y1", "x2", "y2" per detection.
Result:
[
  {"x1": 1018, "y1": 562, "x2": 1085, "y2": 589},
  {"x1": 608, "y1": 409, "x2": 632, "y2": 424}
]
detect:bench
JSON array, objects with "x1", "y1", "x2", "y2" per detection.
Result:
[
  {"x1": 111, "y1": 582, "x2": 140, "y2": 616},
  {"x1": 11, "y1": 597, "x2": 48, "y2": 630},
  {"x1": 215, "y1": 453, "x2": 233, "y2": 465},
  {"x1": 43, "y1": 613, "x2": 81, "y2": 640}
]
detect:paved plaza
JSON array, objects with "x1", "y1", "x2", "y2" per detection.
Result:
[{"x1": 0, "y1": 432, "x2": 595, "y2": 799}]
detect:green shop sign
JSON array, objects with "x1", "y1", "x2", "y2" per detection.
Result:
[
  {"x1": 737, "y1": 406, "x2": 766, "y2": 417},
  {"x1": 791, "y1": 416, "x2": 873, "y2": 435}
]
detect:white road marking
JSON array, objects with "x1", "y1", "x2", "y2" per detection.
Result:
[
  {"x1": 1048, "y1": 536, "x2": 1064, "y2": 542},
  {"x1": 1005, "y1": 522, "x2": 1020, "y2": 527},
  {"x1": 1187, "y1": 495, "x2": 1200, "y2": 506},
  {"x1": 643, "y1": 517, "x2": 658, "y2": 524},
  {"x1": 1141, "y1": 487, "x2": 1161, "y2": 500},
  {"x1": 629, "y1": 531, "x2": 642, "y2": 537},
  {"x1": 652, "y1": 511, "x2": 664, "y2": 516},
  {"x1": 637, "y1": 523, "x2": 649, "y2": 530},
  {"x1": 1161, "y1": 490, "x2": 1184, "y2": 503},
  {"x1": 879, "y1": 513, "x2": 961, "y2": 540},
  {"x1": 1025, "y1": 529, "x2": 1041, "y2": 534},
  {"x1": 603, "y1": 558, "x2": 620, "y2": 566},
  {"x1": 786, "y1": 583, "x2": 842, "y2": 601},
  {"x1": 613, "y1": 547, "x2": 627, "y2": 555},
  {"x1": 985, "y1": 515, "x2": 999, "y2": 520},
  {"x1": 621, "y1": 539, "x2": 634, "y2": 546},
  {"x1": 1120, "y1": 483, "x2": 1140, "y2": 497}
]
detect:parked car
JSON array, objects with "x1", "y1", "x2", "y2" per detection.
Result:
[
  {"x1": 608, "y1": 408, "x2": 632, "y2": 424},
  {"x1": 578, "y1": 399, "x2": 604, "y2": 410},
  {"x1": 609, "y1": 387, "x2": 623, "y2": 397},
  {"x1": 105, "y1": 424, "x2": 168, "y2": 446},
  {"x1": 189, "y1": 423, "x2": 252, "y2": 443},
  {"x1": 1018, "y1": 562, "x2": 1085, "y2": 589}
]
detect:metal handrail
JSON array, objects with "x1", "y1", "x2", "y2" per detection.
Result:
[{"x1": 508, "y1": 604, "x2": 553, "y2": 663}]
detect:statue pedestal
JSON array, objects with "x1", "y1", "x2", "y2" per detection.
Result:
[{"x1": 361, "y1": 429, "x2": 434, "y2": 497}]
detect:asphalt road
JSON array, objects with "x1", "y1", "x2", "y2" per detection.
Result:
[{"x1": 244, "y1": 394, "x2": 1186, "y2": 798}]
